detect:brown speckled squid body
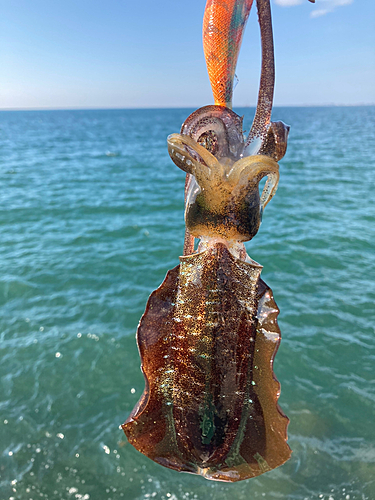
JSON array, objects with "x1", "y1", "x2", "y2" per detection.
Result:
[{"x1": 123, "y1": 0, "x2": 314, "y2": 482}]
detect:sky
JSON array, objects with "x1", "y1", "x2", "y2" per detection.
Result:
[{"x1": 0, "y1": 0, "x2": 374, "y2": 109}]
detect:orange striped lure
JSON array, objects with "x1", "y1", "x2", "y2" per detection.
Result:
[
  {"x1": 123, "y1": 0, "x2": 315, "y2": 482},
  {"x1": 203, "y1": 0, "x2": 254, "y2": 109}
]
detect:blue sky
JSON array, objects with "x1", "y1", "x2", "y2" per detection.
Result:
[{"x1": 0, "y1": 0, "x2": 374, "y2": 109}]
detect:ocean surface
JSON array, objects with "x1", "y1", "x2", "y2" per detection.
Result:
[{"x1": 0, "y1": 107, "x2": 374, "y2": 500}]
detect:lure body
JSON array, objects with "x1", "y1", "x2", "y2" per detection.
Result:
[{"x1": 203, "y1": 0, "x2": 254, "y2": 108}]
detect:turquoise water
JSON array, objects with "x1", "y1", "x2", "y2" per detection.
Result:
[{"x1": 0, "y1": 107, "x2": 374, "y2": 500}]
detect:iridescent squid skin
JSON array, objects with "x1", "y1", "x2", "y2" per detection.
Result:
[
  {"x1": 123, "y1": 0, "x2": 315, "y2": 482},
  {"x1": 123, "y1": 244, "x2": 290, "y2": 481}
]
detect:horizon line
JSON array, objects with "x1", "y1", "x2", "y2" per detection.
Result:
[{"x1": 0, "y1": 103, "x2": 374, "y2": 112}]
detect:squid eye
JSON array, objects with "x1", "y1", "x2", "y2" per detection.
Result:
[
  {"x1": 197, "y1": 130, "x2": 219, "y2": 156},
  {"x1": 181, "y1": 105, "x2": 244, "y2": 161}
]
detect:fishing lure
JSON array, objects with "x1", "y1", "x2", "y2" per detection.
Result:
[{"x1": 123, "y1": 0, "x2": 314, "y2": 482}]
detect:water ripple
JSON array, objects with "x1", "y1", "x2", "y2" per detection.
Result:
[{"x1": 0, "y1": 107, "x2": 374, "y2": 499}]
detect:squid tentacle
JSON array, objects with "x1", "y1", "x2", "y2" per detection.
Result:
[{"x1": 245, "y1": 0, "x2": 275, "y2": 153}]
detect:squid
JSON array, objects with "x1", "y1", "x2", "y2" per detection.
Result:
[{"x1": 123, "y1": 0, "x2": 315, "y2": 482}]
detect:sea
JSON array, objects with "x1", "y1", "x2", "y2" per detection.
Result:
[{"x1": 0, "y1": 106, "x2": 374, "y2": 500}]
